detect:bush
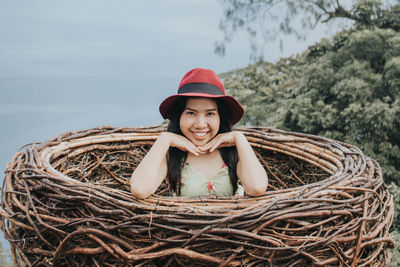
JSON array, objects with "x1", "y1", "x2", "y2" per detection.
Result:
[{"x1": 222, "y1": 26, "x2": 400, "y2": 230}]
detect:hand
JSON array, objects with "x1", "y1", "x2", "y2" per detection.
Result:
[
  {"x1": 160, "y1": 132, "x2": 203, "y2": 156},
  {"x1": 198, "y1": 132, "x2": 240, "y2": 153}
]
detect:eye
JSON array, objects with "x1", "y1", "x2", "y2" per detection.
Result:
[
  {"x1": 185, "y1": 111, "x2": 195, "y2": 115},
  {"x1": 207, "y1": 112, "x2": 216, "y2": 116}
]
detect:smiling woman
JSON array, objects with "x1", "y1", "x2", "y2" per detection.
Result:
[
  {"x1": 179, "y1": 98, "x2": 220, "y2": 147},
  {"x1": 130, "y1": 68, "x2": 268, "y2": 198}
]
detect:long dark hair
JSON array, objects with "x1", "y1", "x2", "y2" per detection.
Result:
[{"x1": 166, "y1": 97, "x2": 239, "y2": 195}]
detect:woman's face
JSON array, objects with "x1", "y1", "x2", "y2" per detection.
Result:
[{"x1": 179, "y1": 97, "x2": 220, "y2": 147}]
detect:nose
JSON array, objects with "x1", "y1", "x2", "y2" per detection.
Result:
[{"x1": 194, "y1": 115, "x2": 207, "y2": 128}]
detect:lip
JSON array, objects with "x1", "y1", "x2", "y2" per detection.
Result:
[{"x1": 191, "y1": 131, "x2": 209, "y2": 140}]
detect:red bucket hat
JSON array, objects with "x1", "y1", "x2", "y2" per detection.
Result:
[{"x1": 159, "y1": 68, "x2": 244, "y2": 125}]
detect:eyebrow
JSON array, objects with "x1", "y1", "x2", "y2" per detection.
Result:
[{"x1": 185, "y1": 107, "x2": 218, "y2": 112}]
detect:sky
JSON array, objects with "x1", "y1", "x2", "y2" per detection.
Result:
[{"x1": 0, "y1": 0, "x2": 346, "y2": 251}]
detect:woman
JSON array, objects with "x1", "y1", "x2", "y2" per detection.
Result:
[{"x1": 130, "y1": 68, "x2": 268, "y2": 198}]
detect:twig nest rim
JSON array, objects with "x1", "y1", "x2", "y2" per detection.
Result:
[{"x1": 0, "y1": 125, "x2": 394, "y2": 266}]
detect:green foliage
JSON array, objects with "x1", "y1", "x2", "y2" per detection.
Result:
[
  {"x1": 220, "y1": 0, "x2": 400, "y2": 262},
  {"x1": 390, "y1": 183, "x2": 400, "y2": 233},
  {"x1": 389, "y1": 230, "x2": 400, "y2": 266},
  {"x1": 376, "y1": 4, "x2": 400, "y2": 31},
  {"x1": 217, "y1": 0, "x2": 400, "y2": 60},
  {"x1": 222, "y1": 26, "x2": 400, "y2": 227},
  {"x1": 352, "y1": 0, "x2": 382, "y2": 26}
]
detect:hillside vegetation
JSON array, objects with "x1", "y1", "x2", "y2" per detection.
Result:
[{"x1": 222, "y1": 25, "x2": 400, "y2": 264}]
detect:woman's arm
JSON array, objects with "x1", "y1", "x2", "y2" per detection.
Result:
[
  {"x1": 199, "y1": 131, "x2": 268, "y2": 197},
  {"x1": 130, "y1": 132, "x2": 202, "y2": 199},
  {"x1": 233, "y1": 132, "x2": 268, "y2": 196}
]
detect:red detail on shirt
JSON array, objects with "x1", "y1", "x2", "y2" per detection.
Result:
[
  {"x1": 207, "y1": 181, "x2": 214, "y2": 191},
  {"x1": 222, "y1": 163, "x2": 228, "y2": 168}
]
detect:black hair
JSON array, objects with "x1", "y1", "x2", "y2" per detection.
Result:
[{"x1": 166, "y1": 97, "x2": 239, "y2": 195}]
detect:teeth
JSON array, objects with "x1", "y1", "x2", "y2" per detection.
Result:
[{"x1": 194, "y1": 132, "x2": 207, "y2": 137}]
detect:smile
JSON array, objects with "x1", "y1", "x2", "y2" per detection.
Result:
[{"x1": 193, "y1": 132, "x2": 208, "y2": 137}]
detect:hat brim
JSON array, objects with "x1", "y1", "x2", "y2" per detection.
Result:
[{"x1": 159, "y1": 93, "x2": 244, "y2": 125}]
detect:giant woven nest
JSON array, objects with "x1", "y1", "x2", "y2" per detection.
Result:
[{"x1": 0, "y1": 125, "x2": 395, "y2": 266}]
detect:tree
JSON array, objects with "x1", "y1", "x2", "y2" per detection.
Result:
[
  {"x1": 216, "y1": 0, "x2": 400, "y2": 60},
  {"x1": 222, "y1": 26, "x2": 400, "y2": 231},
  {"x1": 219, "y1": 0, "x2": 400, "y2": 262},
  {"x1": 223, "y1": 26, "x2": 400, "y2": 184}
]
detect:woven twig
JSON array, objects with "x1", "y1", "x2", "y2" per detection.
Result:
[{"x1": 0, "y1": 125, "x2": 394, "y2": 266}]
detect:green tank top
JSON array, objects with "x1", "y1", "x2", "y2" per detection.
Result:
[{"x1": 179, "y1": 162, "x2": 234, "y2": 197}]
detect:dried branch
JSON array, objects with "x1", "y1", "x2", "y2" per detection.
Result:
[{"x1": 0, "y1": 125, "x2": 394, "y2": 266}]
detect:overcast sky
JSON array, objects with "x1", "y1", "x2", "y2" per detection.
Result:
[
  {"x1": 0, "y1": 0, "x2": 346, "y2": 248},
  {"x1": 0, "y1": 0, "x2": 345, "y2": 199},
  {"x1": 0, "y1": 0, "x2": 342, "y2": 127}
]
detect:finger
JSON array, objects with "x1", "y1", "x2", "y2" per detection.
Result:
[
  {"x1": 210, "y1": 136, "x2": 235, "y2": 151},
  {"x1": 192, "y1": 146, "x2": 203, "y2": 156},
  {"x1": 188, "y1": 149, "x2": 200, "y2": 156},
  {"x1": 209, "y1": 139, "x2": 222, "y2": 152},
  {"x1": 198, "y1": 143, "x2": 213, "y2": 152},
  {"x1": 208, "y1": 135, "x2": 226, "y2": 151},
  {"x1": 186, "y1": 144, "x2": 199, "y2": 155},
  {"x1": 199, "y1": 139, "x2": 218, "y2": 152},
  {"x1": 184, "y1": 144, "x2": 200, "y2": 156},
  {"x1": 186, "y1": 141, "x2": 203, "y2": 156},
  {"x1": 173, "y1": 142, "x2": 199, "y2": 156},
  {"x1": 175, "y1": 136, "x2": 201, "y2": 155}
]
